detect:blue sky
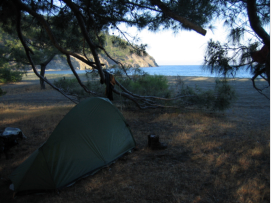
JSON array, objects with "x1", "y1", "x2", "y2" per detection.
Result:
[{"x1": 117, "y1": 22, "x2": 228, "y2": 66}]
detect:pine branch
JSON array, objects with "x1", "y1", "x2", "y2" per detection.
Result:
[
  {"x1": 14, "y1": 0, "x2": 98, "y2": 69},
  {"x1": 65, "y1": 54, "x2": 98, "y2": 96},
  {"x1": 62, "y1": 0, "x2": 105, "y2": 83},
  {"x1": 14, "y1": 4, "x2": 79, "y2": 104},
  {"x1": 149, "y1": 0, "x2": 207, "y2": 36}
]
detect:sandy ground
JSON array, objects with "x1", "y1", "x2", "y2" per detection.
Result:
[
  {"x1": 0, "y1": 76, "x2": 270, "y2": 130},
  {"x1": 168, "y1": 76, "x2": 270, "y2": 129}
]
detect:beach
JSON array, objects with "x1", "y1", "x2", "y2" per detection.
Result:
[
  {"x1": 0, "y1": 75, "x2": 269, "y2": 129},
  {"x1": 167, "y1": 76, "x2": 270, "y2": 127}
]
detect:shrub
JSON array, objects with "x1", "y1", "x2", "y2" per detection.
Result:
[
  {"x1": 175, "y1": 78, "x2": 236, "y2": 111},
  {"x1": 117, "y1": 74, "x2": 171, "y2": 98},
  {"x1": 54, "y1": 77, "x2": 92, "y2": 100},
  {"x1": 0, "y1": 67, "x2": 23, "y2": 83},
  {"x1": 53, "y1": 76, "x2": 105, "y2": 100},
  {"x1": 0, "y1": 86, "x2": 6, "y2": 96},
  {"x1": 53, "y1": 77, "x2": 78, "y2": 90},
  {"x1": 213, "y1": 79, "x2": 236, "y2": 111},
  {"x1": 53, "y1": 70, "x2": 235, "y2": 111}
]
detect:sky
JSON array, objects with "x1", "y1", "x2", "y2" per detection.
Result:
[
  {"x1": 54, "y1": 0, "x2": 268, "y2": 66},
  {"x1": 53, "y1": 1, "x2": 269, "y2": 66},
  {"x1": 117, "y1": 22, "x2": 229, "y2": 66}
]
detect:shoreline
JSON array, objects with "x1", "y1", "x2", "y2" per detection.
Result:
[
  {"x1": 24, "y1": 65, "x2": 254, "y2": 79},
  {"x1": 24, "y1": 70, "x2": 256, "y2": 80},
  {"x1": 0, "y1": 73, "x2": 265, "y2": 87},
  {"x1": 0, "y1": 73, "x2": 266, "y2": 88},
  {"x1": 0, "y1": 74, "x2": 269, "y2": 128}
]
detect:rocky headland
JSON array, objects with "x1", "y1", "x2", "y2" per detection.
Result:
[{"x1": 43, "y1": 53, "x2": 158, "y2": 71}]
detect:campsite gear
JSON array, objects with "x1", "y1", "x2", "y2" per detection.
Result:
[
  {"x1": 0, "y1": 127, "x2": 26, "y2": 160},
  {"x1": 102, "y1": 71, "x2": 116, "y2": 101},
  {"x1": 9, "y1": 97, "x2": 136, "y2": 194},
  {"x1": 148, "y1": 135, "x2": 167, "y2": 150},
  {"x1": 0, "y1": 127, "x2": 26, "y2": 139}
]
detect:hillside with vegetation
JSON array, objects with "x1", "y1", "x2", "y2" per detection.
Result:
[
  {"x1": 0, "y1": 28, "x2": 158, "y2": 71},
  {"x1": 45, "y1": 34, "x2": 158, "y2": 70},
  {"x1": 45, "y1": 51, "x2": 158, "y2": 71}
]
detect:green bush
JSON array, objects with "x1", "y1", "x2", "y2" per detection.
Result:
[
  {"x1": 53, "y1": 70, "x2": 235, "y2": 111},
  {"x1": 118, "y1": 74, "x2": 171, "y2": 98},
  {"x1": 53, "y1": 76, "x2": 105, "y2": 100},
  {"x1": 85, "y1": 78, "x2": 105, "y2": 95},
  {"x1": 0, "y1": 86, "x2": 6, "y2": 96},
  {"x1": 175, "y1": 78, "x2": 236, "y2": 111},
  {"x1": 213, "y1": 79, "x2": 236, "y2": 111},
  {"x1": 0, "y1": 67, "x2": 23, "y2": 83},
  {"x1": 53, "y1": 77, "x2": 79, "y2": 91}
]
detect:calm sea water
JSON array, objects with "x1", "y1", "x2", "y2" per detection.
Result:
[{"x1": 45, "y1": 65, "x2": 253, "y2": 78}]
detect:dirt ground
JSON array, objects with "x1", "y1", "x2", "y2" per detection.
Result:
[
  {"x1": 0, "y1": 76, "x2": 270, "y2": 203},
  {"x1": 178, "y1": 76, "x2": 270, "y2": 128}
]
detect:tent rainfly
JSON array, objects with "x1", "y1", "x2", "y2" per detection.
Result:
[{"x1": 9, "y1": 97, "x2": 136, "y2": 194}]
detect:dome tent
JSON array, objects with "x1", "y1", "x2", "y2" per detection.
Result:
[{"x1": 9, "y1": 97, "x2": 136, "y2": 194}]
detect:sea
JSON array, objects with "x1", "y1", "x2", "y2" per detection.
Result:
[{"x1": 44, "y1": 65, "x2": 254, "y2": 78}]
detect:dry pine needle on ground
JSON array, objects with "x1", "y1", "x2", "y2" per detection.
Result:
[{"x1": 0, "y1": 76, "x2": 269, "y2": 203}]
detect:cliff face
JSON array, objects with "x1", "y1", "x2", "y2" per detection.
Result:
[
  {"x1": 45, "y1": 53, "x2": 158, "y2": 70},
  {"x1": 96, "y1": 53, "x2": 158, "y2": 69}
]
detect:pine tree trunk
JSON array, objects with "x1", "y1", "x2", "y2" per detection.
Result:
[
  {"x1": 39, "y1": 53, "x2": 57, "y2": 90},
  {"x1": 40, "y1": 64, "x2": 46, "y2": 89},
  {"x1": 266, "y1": 55, "x2": 270, "y2": 85},
  {"x1": 247, "y1": 0, "x2": 270, "y2": 46}
]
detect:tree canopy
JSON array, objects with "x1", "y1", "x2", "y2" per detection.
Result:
[
  {"x1": 203, "y1": 0, "x2": 270, "y2": 99},
  {"x1": 0, "y1": 0, "x2": 220, "y2": 107},
  {"x1": 0, "y1": 0, "x2": 269, "y2": 107}
]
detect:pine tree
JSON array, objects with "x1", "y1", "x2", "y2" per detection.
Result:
[
  {"x1": 203, "y1": 0, "x2": 270, "y2": 99},
  {"x1": 0, "y1": 0, "x2": 249, "y2": 107}
]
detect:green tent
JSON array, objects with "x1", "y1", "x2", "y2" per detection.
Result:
[{"x1": 9, "y1": 97, "x2": 136, "y2": 193}]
